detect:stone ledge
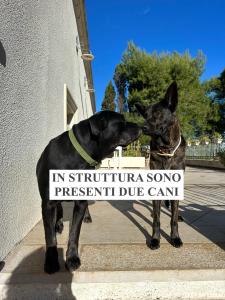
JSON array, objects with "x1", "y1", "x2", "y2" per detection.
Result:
[
  {"x1": 1, "y1": 279, "x2": 225, "y2": 300},
  {"x1": 186, "y1": 159, "x2": 225, "y2": 170},
  {"x1": 1, "y1": 269, "x2": 225, "y2": 284}
]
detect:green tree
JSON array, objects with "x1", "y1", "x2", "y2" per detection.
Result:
[
  {"x1": 203, "y1": 69, "x2": 225, "y2": 134},
  {"x1": 218, "y1": 69, "x2": 225, "y2": 134},
  {"x1": 113, "y1": 64, "x2": 127, "y2": 113},
  {"x1": 218, "y1": 68, "x2": 225, "y2": 98},
  {"x1": 113, "y1": 41, "x2": 218, "y2": 138},
  {"x1": 101, "y1": 81, "x2": 116, "y2": 111}
]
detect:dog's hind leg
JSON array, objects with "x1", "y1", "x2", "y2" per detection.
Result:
[
  {"x1": 178, "y1": 214, "x2": 184, "y2": 222},
  {"x1": 164, "y1": 200, "x2": 170, "y2": 209},
  {"x1": 83, "y1": 205, "x2": 92, "y2": 223},
  {"x1": 65, "y1": 200, "x2": 88, "y2": 271},
  {"x1": 55, "y1": 202, "x2": 64, "y2": 233},
  {"x1": 42, "y1": 200, "x2": 60, "y2": 274},
  {"x1": 149, "y1": 200, "x2": 161, "y2": 250},
  {"x1": 164, "y1": 200, "x2": 184, "y2": 222},
  {"x1": 170, "y1": 200, "x2": 183, "y2": 248}
]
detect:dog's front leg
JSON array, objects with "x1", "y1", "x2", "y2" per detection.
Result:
[
  {"x1": 42, "y1": 201, "x2": 59, "y2": 274},
  {"x1": 149, "y1": 200, "x2": 161, "y2": 250},
  {"x1": 65, "y1": 200, "x2": 88, "y2": 271},
  {"x1": 170, "y1": 200, "x2": 183, "y2": 247},
  {"x1": 83, "y1": 206, "x2": 92, "y2": 223},
  {"x1": 55, "y1": 202, "x2": 64, "y2": 233}
]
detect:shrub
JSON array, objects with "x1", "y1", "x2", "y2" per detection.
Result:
[
  {"x1": 217, "y1": 150, "x2": 225, "y2": 166},
  {"x1": 211, "y1": 132, "x2": 222, "y2": 139},
  {"x1": 200, "y1": 135, "x2": 210, "y2": 143}
]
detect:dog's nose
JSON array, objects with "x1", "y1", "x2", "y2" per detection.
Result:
[{"x1": 142, "y1": 125, "x2": 148, "y2": 132}]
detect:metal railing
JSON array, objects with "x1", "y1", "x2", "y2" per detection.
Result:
[{"x1": 186, "y1": 142, "x2": 225, "y2": 160}]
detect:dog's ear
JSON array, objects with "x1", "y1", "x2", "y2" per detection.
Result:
[
  {"x1": 135, "y1": 103, "x2": 147, "y2": 118},
  {"x1": 89, "y1": 114, "x2": 108, "y2": 136},
  {"x1": 163, "y1": 82, "x2": 178, "y2": 112}
]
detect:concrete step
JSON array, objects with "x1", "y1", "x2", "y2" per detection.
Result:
[
  {"x1": 1, "y1": 243, "x2": 225, "y2": 299},
  {"x1": 1, "y1": 271, "x2": 225, "y2": 300}
]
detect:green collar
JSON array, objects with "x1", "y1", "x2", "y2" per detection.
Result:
[{"x1": 68, "y1": 129, "x2": 100, "y2": 168}]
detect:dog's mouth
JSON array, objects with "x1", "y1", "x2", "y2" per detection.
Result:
[
  {"x1": 119, "y1": 140, "x2": 132, "y2": 147},
  {"x1": 142, "y1": 128, "x2": 150, "y2": 135},
  {"x1": 142, "y1": 127, "x2": 153, "y2": 135},
  {"x1": 119, "y1": 137, "x2": 137, "y2": 147},
  {"x1": 119, "y1": 128, "x2": 142, "y2": 147},
  {"x1": 142, "y1": 125, "x2": 160, "y2": 136}
]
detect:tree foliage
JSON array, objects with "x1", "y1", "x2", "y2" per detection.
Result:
[
  {"x1": 113, "y1": 41, "x2": 219, "y2": 138},
  {"x1": 203, "y1": 68, "x2": 225, "y2": 134},
  {"x1": 218, "y1": 68, "x2": 225, "y2": 99},
  {"x1": 101, "y1": 81, "x2": 116, "y2": 111},
  {"x1": 113, "y1": 64, "x2": 127, "y2": 113}
]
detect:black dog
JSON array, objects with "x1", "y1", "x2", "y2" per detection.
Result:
[
  {"x1": 36, "y1": 111, "x2": 142, "y2": 274},
  {"x1": 135, "y1": 82, "x2": 186, "y2": 249}
]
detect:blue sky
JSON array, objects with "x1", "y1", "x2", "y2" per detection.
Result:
[{"x1": 86, "y1": 0, "x2": 225, "y2": 111}]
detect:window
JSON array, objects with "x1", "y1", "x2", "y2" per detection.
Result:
[{"x1": 64, "y1": 84, "x2": 78, "y2": 130}]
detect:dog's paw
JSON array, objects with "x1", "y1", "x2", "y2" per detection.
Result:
[
  {"x1": 178, "y1": 215, "x2": 184, "y2": 222},
  {"x1": 148, "y1": 238, "x2": 160, "y2": 250},
  {"x1": 83, "y1": 215, "x2": 92, "y2": 223},
  {"x1": 44, "y1": 246, "x2": 60, "y2": 274},
  {"x1": 65, "y1": 255, "x2": 81, "y2": 272},
  {"x1": 55, "y1": 219, "x2": 64, "y2": 234},
  {"x1": 171, "y1": 237, "x2": 183, "y2": 248}
]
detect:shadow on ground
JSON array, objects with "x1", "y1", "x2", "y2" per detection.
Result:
[
  {"x1": 4, "y1": 248, "x2": 76, "y2": 299},
  {"x1": 181, "y1": 184, "x2": 225, "y2": 250},
  {"x1": 109, "y1": 184, "x2": 225, "y2": 251},
  {"x1": 4, "y1": 201, "x2": 97, "y2": 299},
  {"x1": 109, "y1": 200, "x2": 172, "y2": 247}
]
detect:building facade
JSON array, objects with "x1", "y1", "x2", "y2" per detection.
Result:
[{"x1": 0, "y1": 0, "x2": 95, "y2": 260}]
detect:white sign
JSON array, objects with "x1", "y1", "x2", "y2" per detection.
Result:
[{"x1": 49, "y1": 170, "x2": 184, "y2": 200}]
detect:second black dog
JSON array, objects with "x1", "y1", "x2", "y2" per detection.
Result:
[{"x1": 136, "y1": 82, "x2": 186, "y2": 249}]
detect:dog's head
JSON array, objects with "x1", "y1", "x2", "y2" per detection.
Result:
[
  {"x1": 88, "y1": 111, "x2": 142, "y2": 157},
  {"x1": 135, "y1": 82, "x2": 179, "y2": 142}
]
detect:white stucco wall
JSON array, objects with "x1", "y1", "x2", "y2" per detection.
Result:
[{"x1": 0, "y1": 0, "x2": 93, "y2": 260}]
